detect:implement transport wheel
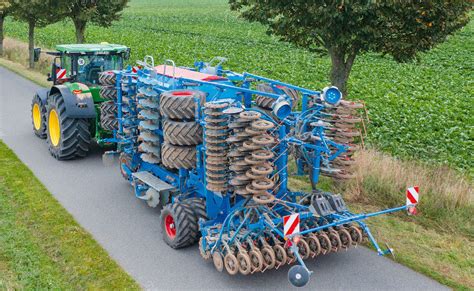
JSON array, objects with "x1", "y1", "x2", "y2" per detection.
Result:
[
  {"x1": 183, "y1": 197, "x2": 207, "y2": 222},
  {"x1": 288, "y1": 265, "x2": 310, "y2": 287},
  {"x1": 163, "y1": 119, "x2": 203, "y2": 145},
  {"x1": 160, "y1": 90, "x2": 206, "y2": 120},
  {"x1": 98, "y1": 71, "x2": 116, "y2": 86},
  {"x1": 160, "y1": 202, "x2": 199, "y2": 249},
  {"x1": 161, "y1": 142, "x2": 196, "y2": 169},
  {"x1": 46, "y1": 93, "x2": 91, "y2": 160},
  {"x1": 31, "y1": 94, "x2": 47, "y2": 139}
]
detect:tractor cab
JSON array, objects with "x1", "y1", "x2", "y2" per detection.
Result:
[{"x1": 46, "y1": 43, "x2": 130, "y2": 86}]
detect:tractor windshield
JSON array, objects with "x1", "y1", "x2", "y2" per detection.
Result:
[{"x1": 75, "y1": 54, "x2": 123, "y2": 85}]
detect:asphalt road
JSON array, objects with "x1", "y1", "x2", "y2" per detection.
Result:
[{"x1": 0, "y1": 66, "x2": 448, "y2": 290}]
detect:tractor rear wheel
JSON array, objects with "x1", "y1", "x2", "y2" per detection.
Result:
[
  {"x1": 31, "y1": 94, "x2": 47, "y2": 139},
  {"x1": 161, "y1": 142, "x2": 196, "y2": 169},
  {"x1": 163, "y1": 119, "x2": 203, "y2": 146},
  {"x1": 46, "y1": 93, "x2": 91, "y2": 160},
  {"x1": 161, "y1": 202, "x2": 199, "y2": 248},
  {"x1": 160, "y1": 90, "x2": 206, "y2": 120}
]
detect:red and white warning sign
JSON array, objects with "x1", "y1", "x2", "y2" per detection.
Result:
[
  {"x1": 283, "y1": 213, "x2": 300, "y2": 237},
  {"x1": 56, "y1": 68, "x2": 67, "y2": 80},
  {"x1": 132, "y1": 66, "x2": 140, "y2": 73},
  {"x1": 406, "y1": 186, "x2": 419, "y2": 215}
]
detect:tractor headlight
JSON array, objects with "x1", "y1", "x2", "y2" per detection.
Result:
[{"x1": 321, "y1": 86, "x2": 342, "y2": 106}]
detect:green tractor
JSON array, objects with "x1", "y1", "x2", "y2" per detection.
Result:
[{"x1": 31, "y1": 43, "x2": 130, "y2": 160}]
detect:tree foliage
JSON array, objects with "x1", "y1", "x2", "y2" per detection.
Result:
[
  {"x1": 62, "y1": 0, "x2": 129, "y2": 43},
  {"x1": 0, "y1": 0, "x2": 12, "y2": 55},
  {"x1": 229, "y1": 0, "x2": 471, "y2": 94},
  {"x1": 9, "y1": 0, "x2": 63, "y2": 68}
]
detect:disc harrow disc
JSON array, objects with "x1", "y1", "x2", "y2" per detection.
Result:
[
  {"x1": 139, "y1": 109, "x2": 160, "y2": 120},
  {"x1": 239, "y1": 111, "x2": 261, "y2": 120},
  {"x1": 140, "y1": 153, "x2": 160, "y2": 164},
  {"x1": 138, "y1": 142, "x2": 160, "y2": 155},
  {"x1": 139, "y1": 120, "x2": 160, "y2": 131},
  {"x1": 252, "y1": 120, "x2": 274, "y2": 130},
  {"x1": 253, "y1": 193, "x2": 275, "y2": 204},
  {"x1": 138, "y1": 98, "x2": 159, "y2": 109},
  {"x1": 138, "y1": 131, "x2": 160, "y2": 143}
]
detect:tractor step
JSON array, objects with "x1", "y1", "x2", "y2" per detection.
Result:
[{"x1": 132, "y1": 171, "x2": 175, "y2": 192}]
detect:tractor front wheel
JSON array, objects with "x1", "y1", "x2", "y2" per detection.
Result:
[
  {"x1": 46, "y1": 93, "x2": 91, "y2": 160},
  {"x1": 31, "y1": 94, "x2": 47, "y2": 139}
]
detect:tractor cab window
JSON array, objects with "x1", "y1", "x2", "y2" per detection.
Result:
[
  {"x1": 59, "y1": 55, "x2": 72, "y2": 78},
  {"x1": 75, "y1": 54, "x2": 123, "y2": 85}
]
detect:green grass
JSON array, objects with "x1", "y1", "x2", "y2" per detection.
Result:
[
  {"x1": 0, "y1": 141, "x2": 139, "y2": 289},
  {"x1": 3, "y1": 0, "x2": 473, "y2": 174},
  {"x1": 349, "y1": 203, "x2": 473, "y2": 290}
]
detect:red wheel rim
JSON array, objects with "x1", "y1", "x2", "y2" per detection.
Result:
[
  {"x1": 171, "y1": 91, "x2": 193, "y2": 96},
  {"x1": 165, "y1": 214, "x2": 176, "y2": 239}
]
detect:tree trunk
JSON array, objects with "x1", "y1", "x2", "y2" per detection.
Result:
[
  {"x1": 73, "y1": 19, "x2": 87, "y2": 43},
  {"x1": 28, "y1": 20, "x2": 35, "y2": 69},
  {"x1": 0, "y1": 14, "x2": 4, "y2": 56},
  {"x1": 329, "y1": 47, "x2": 358, "y2": 97}
]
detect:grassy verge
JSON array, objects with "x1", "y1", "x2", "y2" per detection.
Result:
[
  {"x1": 288, "y1": 149, "x2": 473, "y2": 290},
  {"x1": 0, "y1": 141, "x2": 139, "y2": 289}
]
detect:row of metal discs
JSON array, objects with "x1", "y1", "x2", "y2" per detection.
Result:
[
  {"x1": 227, "y1": 111, "x2": 277, "y2": 204},
  {"x1": 204, "y1": 105, "x2": 278, "y2": 204},
  {"x1": 204, "y1": 224, "x2": 365, "y2": 275},
  {"x1": 136, "y1": 84, "x2": 161, "y2": 164},
  {"x1": 319, "y1": 100, "x2": 365, "y2": 180}
]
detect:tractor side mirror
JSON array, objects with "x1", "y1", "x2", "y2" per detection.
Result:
[
  {"x1": 49, "y1": 63, "x2": 58, "y2": 83},
  {"x1": 124, "y1": 48, "x2": 131, "y2": 60},
  {"x1": 33, "y1": 48, "x2": 41, "y2": 62}
]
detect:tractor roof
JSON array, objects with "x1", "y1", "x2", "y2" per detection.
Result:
[{"x1": 55, "y1": 43, "x2": 128, "y2": 54}]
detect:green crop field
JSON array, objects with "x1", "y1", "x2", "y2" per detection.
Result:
[{"x1": 4, "y1": 0, "x2": 473, "y2": 174}]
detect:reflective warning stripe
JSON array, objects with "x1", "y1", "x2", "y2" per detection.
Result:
[
  {"x1": 283, "y1": 213, "x2": 300, "y2": 237},
  {"x1": 406, "y1": 186, "x2": 419, "y2": 206},
  {"x1": 56, "y1": 68, "x2": 67, "y2": 79}
]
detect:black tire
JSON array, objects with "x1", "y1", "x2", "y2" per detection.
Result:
[
  {"x1": 161, "y1": 142, "x2": 196, "y2": 169},
  {"x1": 31, "y1": 94, "x2": 47, "y2": 139},
  {"x1": 163, "y1": 119, "x2": 203, "y2": 146},
  {"x1": 46, "y1": 93, "x2": 91, "y2": 160},
  {"x1": 255, "y1": 83, "x2": 299, "y2": 109},
  {"x1": 101, "y1": 116, "x2": 118, "y2": 131},
  {"x1": 100, "y1": 100, "x2": 117, "y2": 116},
  {"x1": 160, "y1": 90, "x2": 206, "y2": 120},
  {"x1": 255, "y1": 83, "x2": 275, "y2": 109},
  {"x1": 100, "y1": 86, "x2": 117, "y2": 100},
  {"x1": 183, "y1": 197, "x2": 207, "y2": 222},
  {"x1": 161, "y1": 202, "x2": 199, "y2": 249},
  {"x1": 98, "y1": 71, "x2": 116, "y2": 86}
]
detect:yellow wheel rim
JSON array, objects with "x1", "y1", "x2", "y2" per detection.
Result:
[
  {"x1": 48, "y1": 109, "x2": 60, "y2": 146},
  {"x1": 33, "y1": 103, "x2": 42, "y2": 130}
]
